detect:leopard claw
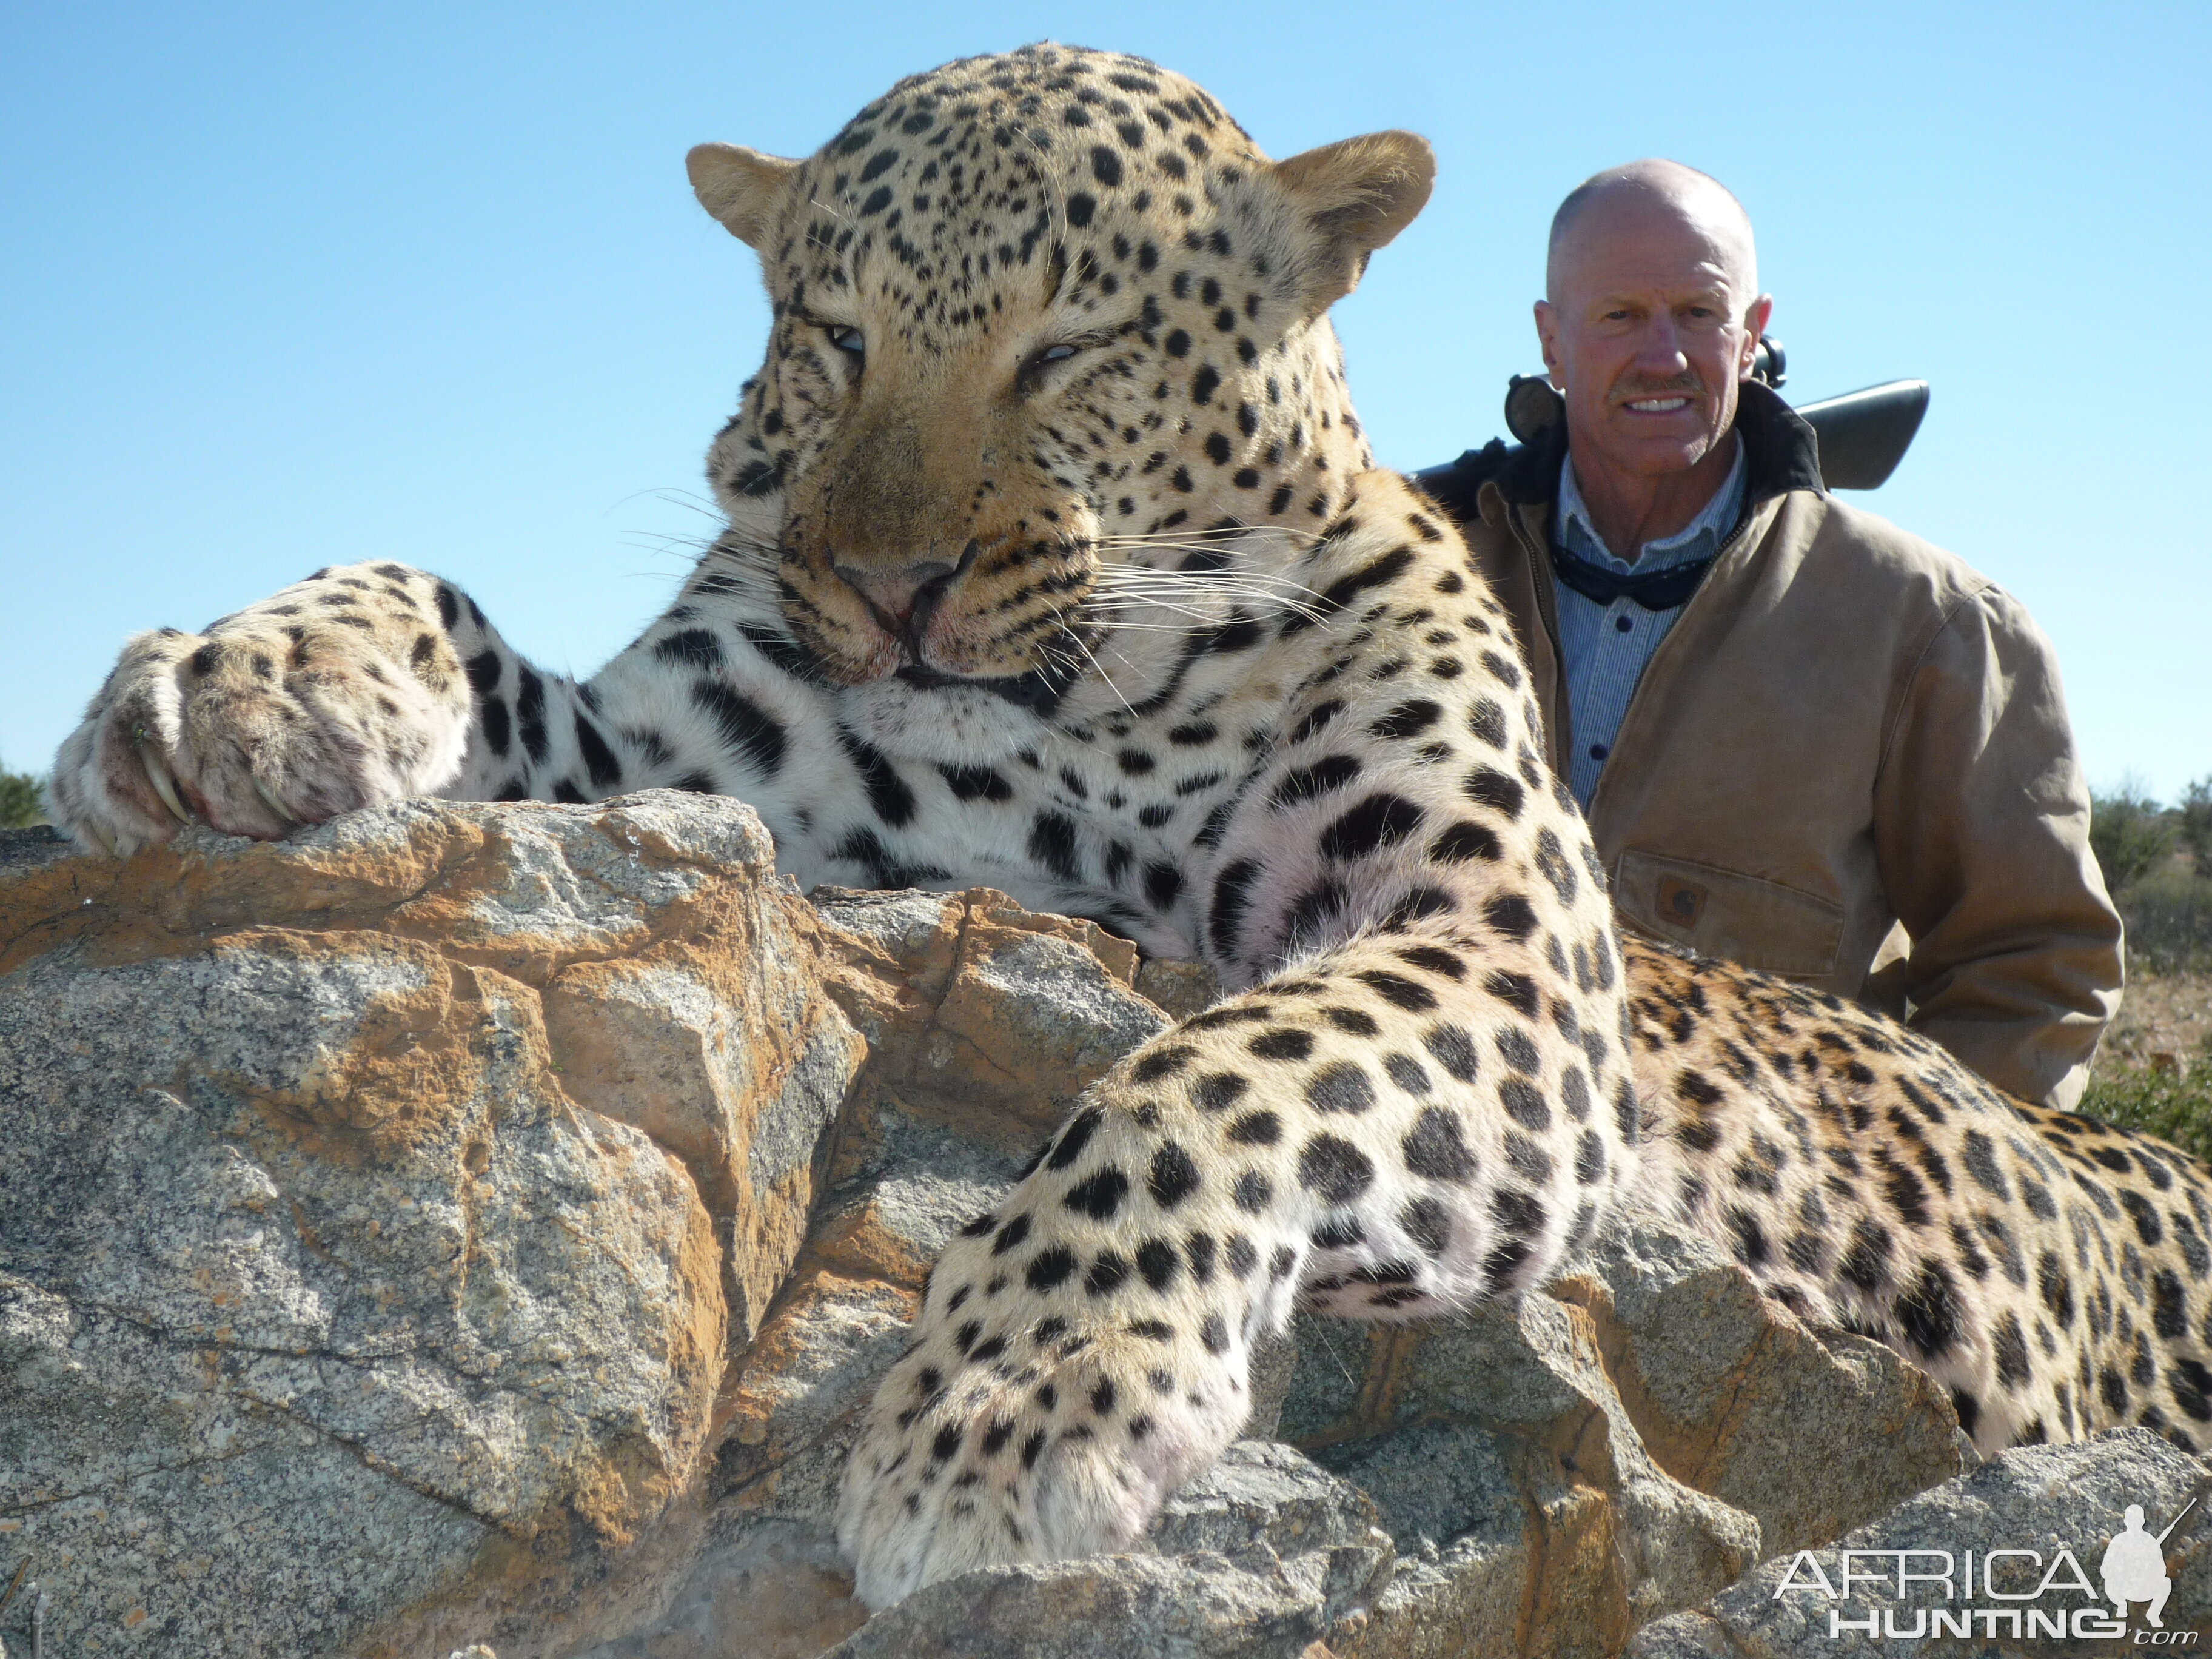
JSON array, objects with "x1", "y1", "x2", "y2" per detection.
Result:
[
  {"x1": 252, "y1": 779, "x2": 297, "y2": 828},
  {"x1": 136, "y1": 742, "x2": 193, "y2": 825}
]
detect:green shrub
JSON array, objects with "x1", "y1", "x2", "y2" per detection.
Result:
[
  {"x1": 2091, "y1": 776, "x2": 2212, "y2": 972},
  {"x1": 2181, "y1": 776, "x2": 2212, "y2": 870},
  {"x1": 2091, "y1": 782, "x2": 2178, "y2": 894},
  {"x1": 0, "y1": 762, "x2": 44, "y2": 830},
  {"x1": 2118, "y1": 863, "x2": 2212, "y2": 974},
  {"x1": 2080, "y1": 1062, "x2": 2212, "y2": 1166}
]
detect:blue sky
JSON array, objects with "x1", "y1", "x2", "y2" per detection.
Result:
[{"x1": 4, "y1": 1, "x2": 2207, "y2": 800}]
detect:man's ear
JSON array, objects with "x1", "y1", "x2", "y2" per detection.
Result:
[
  {"x1": 1534, "y1": 300, "x2": 1564, "y2": 386},
  {"x1": 686, "y1": 143, "x2": 802, "y2": 250},
  {"x1": 1738, "y1": 294, "x2": 1776, "y2": 375},
  {"x1": 1270, "y1": 131, "x2": 1436, "y2": 314}
]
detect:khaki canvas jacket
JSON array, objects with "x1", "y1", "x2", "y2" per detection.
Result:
[{"x1": 1415, "y1": 382, "x2": 2122, "y2": 1108}]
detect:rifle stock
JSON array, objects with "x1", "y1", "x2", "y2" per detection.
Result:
[{"x1": 1794, "y1": 380, "x2": 1929, "y2": 490}]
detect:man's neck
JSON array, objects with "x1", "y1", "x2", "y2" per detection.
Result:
[{"x1": 1567, "y1": 429, "x2": 1740, "y2": 563}]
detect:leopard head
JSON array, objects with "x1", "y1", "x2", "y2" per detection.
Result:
[{"x1": 689, "y1": 44, "x2": 1432, "y2": 754}]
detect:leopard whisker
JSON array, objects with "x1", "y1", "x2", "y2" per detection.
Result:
[
  {"x1": 1090, "y1": 558, "x2": 1324, "y2": 592},
  {"x1": 1093, "y1": 522, "x2": 1326, "y2": 544},
  {"x1": 1085, "y1": 583, "x2": 1324, "y2": 625},
  {"x1": 1054, "y1": 628, "x2": 1138, "y2": 717},
  {"x1": 636, "y1": 487, "x2": 731, "y2": 521},
  {"x1": 1085, "y1": 618, "x2": 1252, "y2": 634},
  {"x1": 1084, "y1": 553, "x2": 1318, "y2": 579},
  {"x1": 1091, "y1": 560, "x2": 1316, "y2": 585},
  {"x1": 1086, "y1": 583, "x2": 1301, "y2": 608},
  {"x1": 1088, "y1": 581, "x2": 1321, "y2": 614}
]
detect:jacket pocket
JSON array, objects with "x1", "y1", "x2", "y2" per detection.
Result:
[{"x1": 1614, "y1": 850, "x2": 1845, "y2": 979}]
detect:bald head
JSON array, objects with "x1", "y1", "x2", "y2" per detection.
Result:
[{"x1": 1546, "y1": 160, "x2": 1757, "y2": 310}]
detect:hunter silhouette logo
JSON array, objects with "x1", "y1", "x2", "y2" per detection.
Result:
[{"x1": 2105, "y1": 1500, "x2": 2194, "y2": 1631}]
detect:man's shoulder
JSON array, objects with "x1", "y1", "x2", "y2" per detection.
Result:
[
  {"x1": 1780, "y1": 488, "x2": 2008, "y2": 612},
  {"x1": 1410, "y1": 438, "x2": 1547, "y2": 527}
]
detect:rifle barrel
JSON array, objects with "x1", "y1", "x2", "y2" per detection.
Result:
[{"x1": 2154, "y1": 1496, "x2": 2198, "y2": 1546}]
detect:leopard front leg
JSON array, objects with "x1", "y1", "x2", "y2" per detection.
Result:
[{"x1": 837, "y1": 930, "x2": 1634, "y2": 1606}]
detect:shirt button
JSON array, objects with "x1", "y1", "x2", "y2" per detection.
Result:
[
  {"x1": 1589, "y1": 743, "x2": 1609, "y2": 761},
  {"x1": 1615, "y1": 615, "x2": 1634, "y2": 632}
]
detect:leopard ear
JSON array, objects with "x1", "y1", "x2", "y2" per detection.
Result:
[
  {"x1": 1270, "y1": 131, "x2": 1436, "y2": 313},
  {"x1": 686, "y1": 143, "x2": 802, "y2": 250}
]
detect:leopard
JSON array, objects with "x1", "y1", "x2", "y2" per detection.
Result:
[{"x1": 44, "y1": 42, "x2": 2212, "y2": 1614}]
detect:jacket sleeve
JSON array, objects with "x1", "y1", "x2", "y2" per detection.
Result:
[{"x1": 1868, "y1": 584, "x2": 2123, "y2": 1108}]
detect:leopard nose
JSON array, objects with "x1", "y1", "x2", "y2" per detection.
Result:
[{"x1": 834, "y1": 559, "x2": 956, "y2": 629}]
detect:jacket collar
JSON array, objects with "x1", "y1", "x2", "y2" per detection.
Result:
[{"x1": 1490, "y1": 379, "x2": 1825, "y2": 511}]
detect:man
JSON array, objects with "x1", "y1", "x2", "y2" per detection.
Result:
[
  {"x1": 2102, "y1": 1503, "x2": 2178, "y2": 1629},
  {"x1": 1416, "y1": 161, "x2": 2120, "y2": 1108}
]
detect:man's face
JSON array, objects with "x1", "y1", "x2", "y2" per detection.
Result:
[{"x1": 1535, "y1": 196, "x2": 1772, "y2": 479}]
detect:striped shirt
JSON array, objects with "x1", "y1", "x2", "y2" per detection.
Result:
[{"x1": 1554, "y1": 444, "x2": 1748, "y2": 809}]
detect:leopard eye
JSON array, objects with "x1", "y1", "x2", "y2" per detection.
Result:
[
  {"x1": 1017, "y1": 341, "x2": 1082, "y2": 391},
  {"x1": 1024, "y1": 342, "x2": 1081, "y2": 375},
  {"x1": 825, "y1": 324, "x2": 865, "y2": 355}
]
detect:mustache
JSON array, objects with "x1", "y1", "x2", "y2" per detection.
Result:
[{"x1": 1609, "y1": 370, "x2": 1706, "y2": 403}]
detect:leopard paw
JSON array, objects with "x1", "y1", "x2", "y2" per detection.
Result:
[
  {"x1": 836, "y1": 1229, "x2": 1255, "y2": 1607},
  {"x1": 49, "y1": 563, "x2": 472, "y2": 856}
]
